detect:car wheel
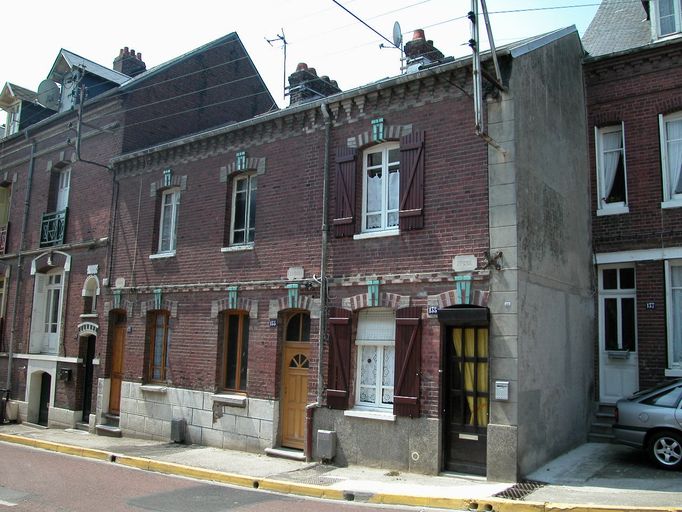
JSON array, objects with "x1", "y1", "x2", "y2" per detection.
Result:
[{"x1": 647, "y1": 430, "x2": 682, "y2": 470}]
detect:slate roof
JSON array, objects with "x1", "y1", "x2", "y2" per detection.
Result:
[
  {"x1": 0, "y1": 82, "x2": 37, "y2": 109},
  {"x1": 48, "y1": 49, "x2": 130, "y2": 84},
  {"x1": 582, "y1": 0, "x2": 651, "y2": 57}
]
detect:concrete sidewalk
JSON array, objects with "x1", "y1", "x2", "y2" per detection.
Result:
[{"x1": 1, "y1": 423, "x2": 680, "y2": 512}]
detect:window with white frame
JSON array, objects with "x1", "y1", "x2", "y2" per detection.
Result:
[
  {"x1": 660, "y1": 112, "x2": 682, "y2": 206},
  {"x1": 29, "y1": 269, "x2": 64, "y2": 354},
  {"x1": 230, "y1": 174, "x2": 256, "y2": 246},
  {"x1": 56, "y1": 168, "x2": 70, "y2": 212},
  {"x1": 355, "y1": 309, "x2": 395, "y2": 409},
  {"x1": 595, "y1": 125, "x2": 627, "y2": 213},
  {"x1": 599, "y1": 266, "x2": 636, "y2": 353},
  {"x1": 158, "y1": 188, "x2": 180, "y2": 254},
  {"x1": 666, "y1": 262, "x2": 682, "y2": 371},
  {"x1": 4, "y1": 105, "x2": 20, "y2": 137},
  {"x1": 655, "y1": 0, "x2": 682, "y2": 37},
  {"x1": 362, "y1": 143, "x2": 400, "y2": 233}
]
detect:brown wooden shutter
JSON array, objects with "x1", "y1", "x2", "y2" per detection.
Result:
[
  {"x1": 326, "y1": 307, "x2": 353, "y2": 409},
  {"x1": 399, "y1": 130, "x2": 425, "y2": 230},
  {"x1": 394, "y1": 306, "x2": 422, "y2": 417},
  {"x1": 333, "y1": 148, "x2": 357, "y2": 237}
]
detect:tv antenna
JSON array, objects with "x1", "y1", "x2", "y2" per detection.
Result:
[{"x1": 266, "y1": 29, "x2": 287, "y2": 100}]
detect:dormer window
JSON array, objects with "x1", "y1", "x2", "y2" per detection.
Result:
[
  {"x1": 655, "y1": 0, "x2": 681, "y2": 37},
  {"x1": 4, "y1": 105, "x2": 20, "y2": 137}
]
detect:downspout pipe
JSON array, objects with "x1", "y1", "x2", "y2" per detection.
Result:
[
  {"x1": 317, "y1": 102, "x2": 332, "y2": 406},
  {"x1": 6, "y1": 137, "x2": 36, "y2": 391},
  {"x1": 306, "y1": 102, "x2": 332, "y2": 462}
]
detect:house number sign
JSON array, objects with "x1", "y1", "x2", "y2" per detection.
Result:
[
  {"x1": 646, "y1": 302, "x2": 655, "y2": 310},
  {"x1": 269, "y1": 319, "x2": 278, "y2": 328}
]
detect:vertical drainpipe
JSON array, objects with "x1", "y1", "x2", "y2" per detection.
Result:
[
  {"x1": 6, "y1": 137, "x2": 36, "y2": 391},
  {"x1": 306, "y1": 102, "x2": 332, "y2": 461}
]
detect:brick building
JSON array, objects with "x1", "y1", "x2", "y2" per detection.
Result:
[
  {"x1": 106, "y1": 26, "x2": 592, "y2": 481},
  {"x1": 583, "y1": 0, "x2": 682, "y2": 405},
  {"x1": 0, "y1": 34, "x2": 275, "y2": 430}
]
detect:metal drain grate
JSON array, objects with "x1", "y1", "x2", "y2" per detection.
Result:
[
  {"x1": 493, "y1": 480, "x2": 546, "y2": 501},
  {"x1": 271, "y1": 464, "x2": 346, "y2": 487}
]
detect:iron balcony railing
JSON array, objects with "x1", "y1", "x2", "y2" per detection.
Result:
[
  {"x1": 0, "y1": 223, "x2": 8, "y2": 255},
  {"x1": 40, "y1": 208, "x2": 67, "y2": 247}
]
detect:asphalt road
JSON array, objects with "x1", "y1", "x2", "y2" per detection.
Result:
[{"x1": 0, "y1": 443, "x2": 454, "y2": 512}]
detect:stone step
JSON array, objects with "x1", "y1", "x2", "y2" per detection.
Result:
[
  {"x1": 590, "y1": 421, "x2": 615, "y2": 435},
  {"x1": 74, "y1": 421, "x2": 90, "y2": 432},
  {"x1": 95, "y1": 424, "x2": 122, "y2": 438}
]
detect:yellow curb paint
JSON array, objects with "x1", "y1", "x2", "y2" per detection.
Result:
[
  {"x1": 492, "y1": 500, "x2": 547, "y2": 512},
  {"x1": 33, "y1": 440, "x2": 62, "y2": 452},
  {"x1": 427, "y1": 497, "x2": 473, "y2": 510},
  {"x1": 79, "y1": 447, "x2": 111, "y2": 461},
  {"x1": 0, "y1": 434, "x2": 37, "y2": 448},
  {"x1": 258, "y1": 480, "x2": 292, "y2": 494},
  {"x1": 212, "y1": 473, "x2": 259, "y2": 488},
  {"x1": 285, "y1": 483, "x2": 328, "y2": 499},
  {"x1": 56, "y1": 445, "x2": 83, "y2": 457},
  {"x1": 319, "y1": 489, "x2": 345, "y2": 500},
  {"x1": 115, "y1": 455, "x2": 151, "y2": 470},
  {"x1": 545, "y1": 505, "x2": 677, "y2": 512}
]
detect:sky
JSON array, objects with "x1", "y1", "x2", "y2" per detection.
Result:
[{"x1": 0, "y1": 0, "x2": 602, "y2": 118}]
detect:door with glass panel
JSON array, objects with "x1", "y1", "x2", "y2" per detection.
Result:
[
  {"x1": 443, "y1": 325, "x2": 489, "y2": 475},
  {"x1": 280, "y1": 312, "x2": 310, "y2": 450},
  {"x1": 599, "y1": 265, "x2": 638, "y2": 403}
]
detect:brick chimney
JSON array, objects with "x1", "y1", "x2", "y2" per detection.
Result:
[
  {"x1": 287, "y1": 63, "x2": 341, "y2": 106},
  {"x1": 404, "y1": 29, "x2": 444, "y2": 72},
  {"x1": 113, "y1": 47, "x2": 147, "y2": 77}
]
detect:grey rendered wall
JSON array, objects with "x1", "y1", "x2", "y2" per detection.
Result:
[{"x1": 487, "y1": 31, "x2": 594, "y2": 480}]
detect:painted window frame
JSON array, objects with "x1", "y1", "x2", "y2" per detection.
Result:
[
  {"x1": 157, "y1": 188, "x2": 180, "y2": 254},
  {"x1": 665, "y1": 260, "x2": 682, "y2": 375},
  {"x1": 354, "y1": 308, "x2": 396, "y2": 411},
  {"x1": 660, "y1": 112, "x2": 682, "y2": 208},
  {"x1": 654, "y1": 0, "x2": 682, "y2": 38},
  {"x1": 361, "y1": 142, "x2": 400, "y2": 234},
  {"x1": 219, "y1": 310, "x2": 249, "y2": 392},
  {"x1": 595, "y1": 124, "x2": 628, "y2": 216},
  {"x1": 56, "y1": 168, "x2": 71, "y2": 212},
  {"x1": 4, "y1": 104, "x2": 20, "y2": 137},
  {"x1": 146, "y1": 310, "x2": 170, "y2": 383},
  {"x1": 598, "y1": 265, "x2": 637, "y2": 354},
  {"x1": 29, "y1": 269, "x2": 64, "y2": 355},
  {"x1": 229, "y1": 173, "x2": 256, "y2": 247}
]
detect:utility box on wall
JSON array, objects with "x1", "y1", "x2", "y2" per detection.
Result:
[{"x1": 317, "y1": 429, "x2": 337, "y2": 461}]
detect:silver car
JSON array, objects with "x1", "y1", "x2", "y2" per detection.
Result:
[{"x1": 613, "y1": 379, "x2": 682, "y2": 470}]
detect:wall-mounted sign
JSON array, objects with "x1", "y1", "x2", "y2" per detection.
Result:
[
  {"x1": 427, "y1": 306, "x2": 438, "y2": 315},
  {"x1": 287, "y1": 266, "x2": 304, "y2": 281},
  {"x1": 453, "y1": 254, "x2": 477, "y2": 272},
  {"x1": 269, "y1": 319, "x2": 278, "y2": 328},
  {"x1": 646, "y1": 302, "x2": 655, "y2": 310}
]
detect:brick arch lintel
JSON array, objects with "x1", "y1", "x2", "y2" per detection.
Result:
[
  {"x1": 219, "y1": 157, "x2": 266, "y2": 183},
  {"x1": 341, "y1": 292, "x2": 411, "y2": 312},
  {"x1": 269, "y1": 295, "x2": 321, "y2": 320},
  {"x1": 140, "y1": 299, "x2": 178, "y2": 318},
  {"x1": 210, "y1": 297, "x2": 258, "y2": 319},
  {"x1": 345, "y1": 123, "x2": 412, "y2": 150}
]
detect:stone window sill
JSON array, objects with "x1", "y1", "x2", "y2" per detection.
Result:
[
  {"x1": 150, "y1": 251, "x2": 176, "y2": 260},
  {"x1": 140, "y1": 384, "x2": 168, "y2": 393},
  {"x1": 353, "y1": 229, "x2": 399, "y2": 241},
  {"x1": 221, "y1": 244, "x2": 254, "y2": 253},
  {"x1": 665, "y1": 368, "x2": 682, "y2": 378},
  {"x1": 344, "y1": 408, "x2": 396, "y2": 422},
  {"x1": 211, "y1": 393, "x2": 247, "y2": 407}
]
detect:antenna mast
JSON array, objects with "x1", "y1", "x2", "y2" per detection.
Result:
[{"x1": 266, "y1": 29, "x2": 288, "y2": 100}]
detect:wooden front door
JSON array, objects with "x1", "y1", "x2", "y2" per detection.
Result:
[
  {"x1": 443, "y1": 326, "x2": 489, "y2": 475},
  {"x1": 109, "y1": 323, "x2": 126, "y2": 415},
  {"x1": 281, "y1": 343, "x2": 309, "y2": 449}
]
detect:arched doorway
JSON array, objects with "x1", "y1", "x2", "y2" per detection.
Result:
[
  {"x1": 280, "y1": 311, "x2": 310, "y2": 450},
  {"x1": 38, "y1": 372, "x2": 51, "y2": 426}
]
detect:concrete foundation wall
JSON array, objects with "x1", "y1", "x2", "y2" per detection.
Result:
[
  {"x1": 313, "y1": 408, "x2": 441, "y2": 474},
  {"x1": 119, "y1": 381, "x2": 277, "y2": 452}
]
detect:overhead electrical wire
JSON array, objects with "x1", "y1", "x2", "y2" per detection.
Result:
[{"x1": 1, "y1": 0, "x2": 644, "y2": 153}]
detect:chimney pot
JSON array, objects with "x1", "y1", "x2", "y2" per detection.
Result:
[
  {"x1": 114, "y1": 46, "x2": 147, "y2": 77},
  {"x1": 137, "y1": 52, "x2": 142, "y2": 61},
  {"x1": 296, "y1": 62, "x2": 308, "y2": 71},
  {"x1": 413, "y1": 29, "x2": 425, "y2": 41}
]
